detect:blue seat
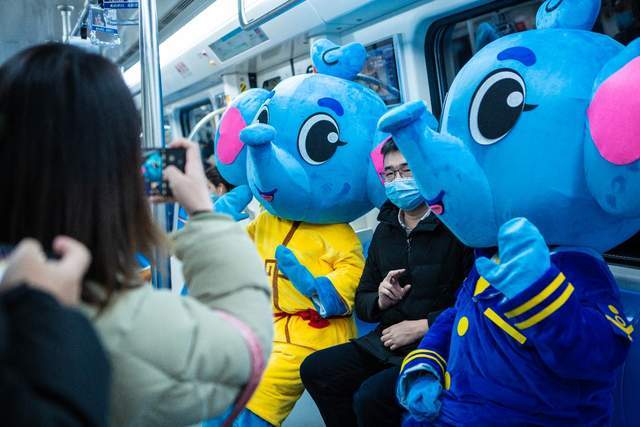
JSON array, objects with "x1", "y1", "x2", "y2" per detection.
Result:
[
  {"x1": 612, "y1": 287, "x2": 640, "y2": 427},
  {"x1": 356, "y1": 228, "x2": 374, "y2": 257},
  {"x1": 354, "y1": 228, "x2": 379, "y2": 337}
]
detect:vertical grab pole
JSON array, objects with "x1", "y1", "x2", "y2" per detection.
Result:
[
  {"x1": 57, "y1": 5, "x2": 74, "y2": 44},
  {"x1": 139, "y1": 0, "x2": 172, "y2": 289}
]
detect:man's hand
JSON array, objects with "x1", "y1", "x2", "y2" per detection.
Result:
[
  {"x1": 381, "y1": 319, "x2": 429, "y2": 350},
  {"x1": 1, "y1": 237, "x2": 91, "y2": 306},
  {"x1": 378, "y1": 269, "x2": 411, "y2": 310}
]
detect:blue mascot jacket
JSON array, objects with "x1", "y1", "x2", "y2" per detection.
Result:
[{"x1": 399, "y1": 249, "x2": 633, "y2": 426}]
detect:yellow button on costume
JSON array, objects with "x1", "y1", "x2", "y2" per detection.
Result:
[{"x1": 245, "y1": 211, "x2": 364, "y2": 426}]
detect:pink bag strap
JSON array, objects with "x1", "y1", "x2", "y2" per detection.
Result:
[{"x1": 215, "y1": 311, "x2": 266, "y2": 427}]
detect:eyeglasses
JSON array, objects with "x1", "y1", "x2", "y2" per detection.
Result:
[{"x1": 380, "y1": 166, "x2": 412, "y2": 182}]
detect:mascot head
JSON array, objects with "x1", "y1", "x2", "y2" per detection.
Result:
[
  {"x1": 214, "y1": 39, "x2": 388, "y2": 224},
  {"x1": 379, "y1": 0, "x2": 640, "y2": 251}
]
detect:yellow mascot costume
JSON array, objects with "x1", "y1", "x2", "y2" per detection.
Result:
[{"x1": 212, "y1": 38, "x2": 390, "y2": 426}]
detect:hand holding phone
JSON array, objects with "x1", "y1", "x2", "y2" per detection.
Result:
[
  {"x1": 142, "y1": 148, "x2": 186, "y2": 197},
  {"x1": 150, "y1": 139, "x2": 213, "y2": 217}
]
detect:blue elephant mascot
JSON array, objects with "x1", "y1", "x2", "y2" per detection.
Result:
[
  {"x1": 378, "y1": 0, "x2": 640, "y2": 425},
  {"x1": 211, "y1": 39, "x2": 388, "y2": 426}
]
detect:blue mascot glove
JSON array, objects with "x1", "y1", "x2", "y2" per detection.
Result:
[
  {"x1": 475, "y1": 217, "x2": 551, "y2": 299},
  {"x1": 404, "y1": 374, "x2": 443, "y2": 421},
  {"x1": 275, "y1": 245, "x2": 348, "y2": 317},
  {"x1": 213, "y1": 185, "x2": 253, "y2": 221},
  {"x1": 275, "y1": 245, "x2": 315, "y2": 297}
]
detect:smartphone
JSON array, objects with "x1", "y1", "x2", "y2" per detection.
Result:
[{"x1": 141, "y1": 148, "x2": 186, "y2": 197}]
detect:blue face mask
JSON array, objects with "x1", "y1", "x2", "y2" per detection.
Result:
[
  {"x1": 384, "y1": 177, "x2": 425, "y2": 211},
  {"x1": 616, "y1": 11, "x2": 635, "y2": 31}
]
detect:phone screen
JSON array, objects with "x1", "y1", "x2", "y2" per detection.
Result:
[{"x1": 141, "y1": 148, "x2": 186, "y2": 197}]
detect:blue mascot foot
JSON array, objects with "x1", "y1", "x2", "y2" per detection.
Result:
[
  {"x1": 232, "y1": 410, "x2": 273, "y2": 427},
  {"x1": 202, "y1": 409, "x2": 273, "y2": 427}
]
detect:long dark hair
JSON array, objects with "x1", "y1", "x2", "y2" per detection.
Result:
[
  {"x1": 0, "y1": 43, "x2": 164, "y2": 304},
  {"x1": 205, "y1": 164, "x2": 235, "y2": 192}
]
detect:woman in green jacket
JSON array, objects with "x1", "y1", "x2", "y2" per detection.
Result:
[{"x1": 0, "y1": 43, "x2": 272, "y2": 427}]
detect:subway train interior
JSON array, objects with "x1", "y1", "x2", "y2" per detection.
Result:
[{"x1": 2, "y1": 0, "x2": 640, "y2": 426}]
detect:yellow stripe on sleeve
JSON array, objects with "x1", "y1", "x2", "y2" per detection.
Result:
[
  {"x1": 483, "y1": 308, "x2": 527, "y2": 344},
  {"x1": 400, "y1": 354, "x2": 446, "y2": 376},
  {"x1": 406, "y1": 349, "x2": 447, "y2": 366},
  {"x1": 504, "y1": 273, "x2": 566, "y2": 319},
  {"x1": 515, "y1": 284, "x2": 574, "y2": 330}
]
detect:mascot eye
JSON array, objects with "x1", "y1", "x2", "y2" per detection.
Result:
[
  {"x1": 297, "y1": 113, "x2": 346, "y2": 165},
  {"x1": 254, "y1": 105, "x2": 269, "y2": 124},
  {"x1": 469, "y1": 69, "x2": 526, "y2": 145}
]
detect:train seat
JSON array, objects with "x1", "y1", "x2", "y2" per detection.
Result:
[
  {"x1": 355, "y1": 228, "x2": 374, "y2": 257},
  {"x1": 354, "y1": 227, "x2": 379, "y2": 337},
  {"x1": 613, "y1": 287, "x2": 640, "y2": 427}
]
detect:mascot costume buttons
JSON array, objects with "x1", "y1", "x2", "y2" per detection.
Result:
[
  {"x1": 213, "y1": 39, "x2": 388, "y2": 426},
  {"x1": 377, "y1": 0, "x2": 640, "y2": 425}
]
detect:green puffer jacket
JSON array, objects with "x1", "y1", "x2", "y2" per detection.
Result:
[{"x1": 80, "y1": 212, "x2": 272, "y2": 427}]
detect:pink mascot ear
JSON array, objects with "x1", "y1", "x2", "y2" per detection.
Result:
[
  {"x1": 370, "y1": 136, "x2": 391, "y2": 184},
  {"x1": 587, "y1": 56, "x2": 640, "y2": 166},
  {"x1": 217, "y1": 107, "x2": 247, "y2": 165}
]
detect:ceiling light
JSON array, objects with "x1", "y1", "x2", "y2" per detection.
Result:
[{"x1": 122, "y1": 0, "x2": 239, "y2": 88}]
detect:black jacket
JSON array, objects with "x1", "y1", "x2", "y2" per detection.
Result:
[
  {"x1": 0, "y1": 285, "x2": 110, "y2": 426},
  {"x1": 353, "y1": 201, "x2": 472, "y2": 365}
]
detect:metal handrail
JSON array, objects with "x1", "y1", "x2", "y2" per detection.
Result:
[
  {"x1": 57, "y1": 5, "x2": 75, "y2": 43},
  {"x1": 237, "y1": 0, "x2": 302, "y2": 31},
  {"x1": 70, "y1": 0, "x2": 91, "y2": 37},
  {"x1": 187, "y1": 107, "x2": 227, "y2": 141},
  {"x1": 140, "y1": 0, "x2": 172, "y2": 289}
]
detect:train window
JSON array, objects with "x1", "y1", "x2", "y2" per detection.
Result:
[
  {"x1": 605, "y1": 0, "x2": 640, "y2": 44},
  {"x1": 262, "y1": 76, "x2": 282, "y2": 90},
  {"x1": 213, "y1": 92, "x2": 228, "y2": 110},
  {"x1": 179, "y1": 100, "x2": 215, "y2": 161},
  {"x1": 356, "y1": 38, "x2": 403, "y2": 106},
  {"x1": 425, "y1": 0, "x2": 640, "y2": 267},
  {"x1": 425, "y1": 0, "x2": 542, "y2": 117},
  {"x1": 608, "y1": 234, "x2": 640, "y2": 268},
  {"x1": 163, "y1": 115, "x2": 173, "y2": 144},
  {"x1": 427, "y1": 0, "x2": 640, "y2": 116}
]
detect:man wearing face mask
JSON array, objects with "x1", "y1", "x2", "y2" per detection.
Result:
[{"x1": 300, "y1": 139, "x2": 471, "y2": 427}]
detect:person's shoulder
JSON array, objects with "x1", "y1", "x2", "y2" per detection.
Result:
[
  {"x1": 369, "y1": 218, "x2": 398, "y2": 242},
  {"x1": 308, "y1": 221, "x2": 355, "y2": 235},
  {"x1": 90, "y1": 287, "x2": 227, "y2": 369},
  {"x1": 306, "y1": 223, "x2": 364, "y2": 252},
  {"x1": 88, "y1": 286, "x2": 203, "y2": 340}
]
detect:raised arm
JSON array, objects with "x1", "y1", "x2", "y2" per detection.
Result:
[{"x1": 476, "y1": 218, "x2": 632, "y2": 380}]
